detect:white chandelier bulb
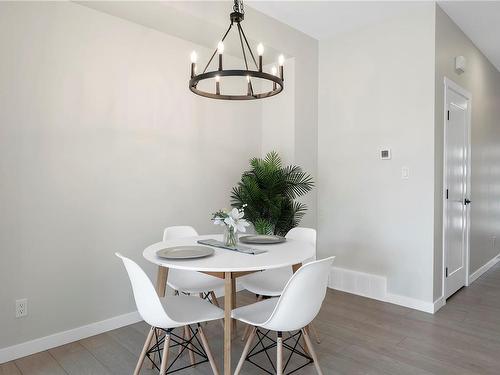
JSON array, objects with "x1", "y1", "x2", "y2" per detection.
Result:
[
  {"x1": 271, "y1": 66, "x2": 277, "y2": 76},
  {"x1": 278, "y1": 54, "x2": 285, "y2": 66},
  {"x1": 257, "y1": 43, "x2": 264, "y2": 56},
  {"x1": 247, "y1": 75, "x2": 250, "y2": 83},
  {"x1": 215, "y1": 75, "x2": 220, "y2": 82},
  {"x1": 190, "y1": 51, "x2": 198, "y2": 63},
  {"x1": 217, "y1": 41, "x2": 225, "y2": 54}
]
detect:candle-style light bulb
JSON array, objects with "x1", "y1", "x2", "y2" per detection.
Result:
[
  {"x1": 217, "y1": 41, "x2": 225, "y2": 54},
  {"x1": 278, "y1": 54, "x2": 284, "y2": 66},
  {"x1": 217, "y1": 41, "x2": 224, "y2": 71},
  {"x1": 215, "y1": 75, "x2": 220, "y2": 82},
  {"x1": 278, "y1": 54, "x2": 284, "y2": 80},
  {"x1": 257, "y1": 43, "x2": 264, "y2": 72},
  {"x1": 257, "y1": 43, "x2": 264, "y2": 56},
  {"x1": 190, "y1": 51, "x2": 197, "y2": 78},
  {"x1": 246, "y1": 75, "x2": 250, "y2": 83}
]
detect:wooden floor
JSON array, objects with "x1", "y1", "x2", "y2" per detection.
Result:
[{"x1": 3, "y1": 262, "x2": 500, "y2": 375}]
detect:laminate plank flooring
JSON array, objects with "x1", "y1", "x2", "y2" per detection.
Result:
[{"x1": 9, "y1": 262, "x2": 500, "y2": 374}]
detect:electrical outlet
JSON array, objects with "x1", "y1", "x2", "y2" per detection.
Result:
[{"x1": 16, "y1": 298, "x2": 28, "y2": 318}]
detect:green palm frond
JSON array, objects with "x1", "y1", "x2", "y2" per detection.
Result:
[{"x1": 231, "y1": 151, "x2": 314, "y2": 236}]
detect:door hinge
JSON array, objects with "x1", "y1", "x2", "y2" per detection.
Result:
[
  {"x1": 446, "y1": 189, "x2": 449, "y2": 199},
  {"x1": 447, "y1": 110, "x2": 450, "y2": 121},
  {"x1": 445, "y1": 267, "x2": 448, "y2": 278}
]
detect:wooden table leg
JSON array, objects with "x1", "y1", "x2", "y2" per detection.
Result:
[
  {"x1": 156, "y1": 266, "x2": 169, "y2": 297},
  {"x1": 292, "y1": 263, "x2": 301, "y2": 274},
  {"x1": 231, "y1": 277, "x2": 237, "y2": 335},
  {"x1": 224, "y1": 272, "x2": 233, "y2": 375}
]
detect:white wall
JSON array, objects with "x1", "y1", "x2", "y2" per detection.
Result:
[
  {"x1": 261, "y1": 59, "x2": 296, "y2": 164},
  {"x1": 433, "y1": 5, "x2": 500, "y2": 299},
  {"x1": 318, "y1": 3, "x2": 436, "y2": 303},
  {"x1": 80, "y1": 0, "x2": 319, "y2": 228},
  {"x1": 0, "y1": 1, "x2": 260, "y2": 350},
  {"x1": 0, "y1": 1, "x2": 318, "y2": 353}
]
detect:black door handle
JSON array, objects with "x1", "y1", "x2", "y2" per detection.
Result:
[{"x1": 464, "y1": 198, "x2": 471, "y2": 205}]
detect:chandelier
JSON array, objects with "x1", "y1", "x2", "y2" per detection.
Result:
[{"x1": 189, "y1": 0, "x2": 284, "y2": 100}]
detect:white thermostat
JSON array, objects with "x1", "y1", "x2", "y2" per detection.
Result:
[{"x1": 380, "y1": 149, "x2": 391, "y2": 160}]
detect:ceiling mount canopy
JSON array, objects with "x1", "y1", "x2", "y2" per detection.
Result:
[{"x1": 189, "y1": 0, "x2": 284, "y2": 100}]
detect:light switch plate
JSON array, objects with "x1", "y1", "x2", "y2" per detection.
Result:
[{"x1": 402, "y1": 167, "x2": 410, "y2": 179}]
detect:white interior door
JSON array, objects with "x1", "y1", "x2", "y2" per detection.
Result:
[{"x1": 444, "y1": 80, "x2": 471, "y2": 299}]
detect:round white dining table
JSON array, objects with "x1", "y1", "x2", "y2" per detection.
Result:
[{"x1": 143, "y1": 234, "x2": 314, "y2": 375}]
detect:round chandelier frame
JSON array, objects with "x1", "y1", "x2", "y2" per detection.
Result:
[{"x1": 189, "y1": 0, "x2": 284, "y2": 100}]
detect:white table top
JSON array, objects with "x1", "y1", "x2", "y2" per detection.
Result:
[{"x1": 143, "y1": 234, "x2": 314, "y2": 272}]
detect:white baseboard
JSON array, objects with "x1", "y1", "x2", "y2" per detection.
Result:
[
  {"x1": 1, "y1": 282, "x2": 243, "y2": 364},
  {"x1": 469, "y1": 253, "x2": 500, "y2": 284},
  {"x1": 385, "y1": 293, "x2": 435, "y2": 313},
  {"x1": 432, "y1": 296, "x2": 446, "y2": 313},
  {"x1": 0, "y1": 311, "x2": 141, "y2": 364},
  {"x1": 328, "y1": 266, "x2": 386, "y2": 301},
  {"x1": 328, "y1": 266, "x2": 441, "y2": 314}
]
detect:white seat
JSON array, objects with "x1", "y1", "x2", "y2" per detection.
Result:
[
  {"x1": 161, "y1": 295, "x2": 223, "y2": 326},
  {"x1": 163, "y1": 226, "x2": 224, "y2": 297},
  {"x1": 116, "y1": 253, "x2": 222, "y2": 375},
  {"x1": 233, "y1": 257, "x2": 335, "y2": 375},
  {"x1": 240, "y1": 227, "x2": 316, "y2": 297}
]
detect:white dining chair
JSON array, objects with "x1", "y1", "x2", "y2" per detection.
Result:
[
  {"x1": 240, "y1": 227, "x2": 316, "y2": 298},
  {"x1": 232, "y1": 256, "x2": 335, "y2": 375},
  {"x1": 116, "y1": 253, "x2": 222, "y2": 375},
  {"x1": 163, "y1": 226, "x2": 224, "y2": 304},
  {"x1": 240, "y1": 227, "x2": 321, "y2": 342}
]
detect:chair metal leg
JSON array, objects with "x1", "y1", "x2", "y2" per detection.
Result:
[
  {"x1": 277, "y1": 332, "x2": 283, "y2": 375},
  {"x1": 159, "y1": 332, "x2": 171, "y2": 375},
  {"x1": 148, "y1": 328, "x2": 162, "y2": 369},
  {"x1": 302, "y1": 328, "x2": 323, "y2": 375},
  {"x1": 198, "y1": 325, "x2": 220, "y2": 375},
  {"x1": 235, "y1": 327, "x2": 256, "y2": 375},
  {"x1": 134, "y1": 326, "x2": 155, "y2": 375}
]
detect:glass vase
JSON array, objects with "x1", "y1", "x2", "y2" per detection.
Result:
[{"x1": 223, "y1": 226, "x2": 238, "y2": 248}]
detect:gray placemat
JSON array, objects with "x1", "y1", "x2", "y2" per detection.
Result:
[{"x1": 197, "y1": 239, "x2": 267, "y2": 255}]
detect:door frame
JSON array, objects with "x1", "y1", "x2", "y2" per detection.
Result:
[{"x1": 441, "y1": 77, "x2": 472, "y2": 300}]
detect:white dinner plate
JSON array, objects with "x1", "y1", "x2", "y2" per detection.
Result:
[
  {"x1": 156, "y1": 245, "x2": 214, "y2": 260},
  {"x1": 239, "y1": 235, "x2": 286, "y2": 245}
]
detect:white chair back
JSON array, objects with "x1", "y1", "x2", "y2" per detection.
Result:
[
  {"x1": 262, "y1": 256, "x2": 335, "y2": 332},
  {"x1": 286, "y1": 227, "x2": 317, "y2": 262},
  {"x1": 116, "y1": 253, "x2": 176, "y2": 328},
  {"x1": 163, "y1": 226, "x2": 198, "y2": 241}
]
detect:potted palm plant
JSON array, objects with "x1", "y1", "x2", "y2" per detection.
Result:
[{"x1": 231, "y1": 151, "x2": 314, "y2": 236}]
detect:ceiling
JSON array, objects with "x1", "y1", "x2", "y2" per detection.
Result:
[
  {"x1": 247, "y1": 1, "x2": 424, "y2": 40},
  {"x1": 248, "y1": 1, "x2": 500, "y2": 72},
  {"x1": 80, "y1": 1, "x2": 500, "y2": 72},
  {"x1": 438, "y1": 1, "x2": 500, "y2": 72}
]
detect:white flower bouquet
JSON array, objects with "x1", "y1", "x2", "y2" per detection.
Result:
[{"x1": 212, "y1": 205, "x2": 250, "y2": 247}]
